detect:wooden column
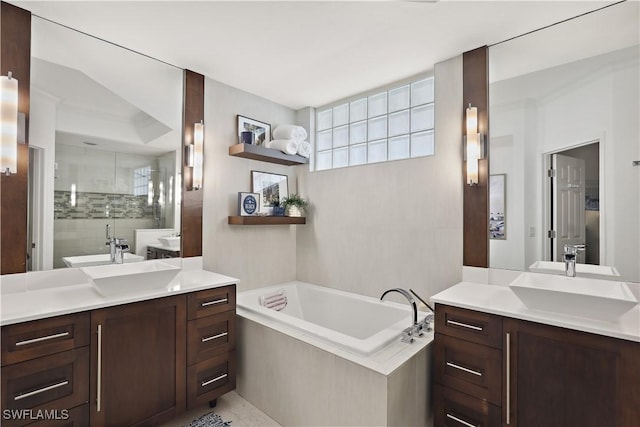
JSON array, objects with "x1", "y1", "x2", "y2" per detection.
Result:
[
  {"x1": 181, "y1": 70, "x2": 204, "y2": 258},
  {"x1": 1, "y1": 2, "x2": 31, "y2": 274},
  {"x1": 462, "y1": 47, "x2": 489, "y2": 268}
]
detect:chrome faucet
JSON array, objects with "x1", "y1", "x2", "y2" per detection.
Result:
[
  {"x1": 380, "y1": 288, "x2": 422, "y2": 343},
  {"x1": 563, "y1": 244, "x2": 585, "y2": 277},
  {"x1": 105, "y1": 224, "x2": 129, "y2": 264}
]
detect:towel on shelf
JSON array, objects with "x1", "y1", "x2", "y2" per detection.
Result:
[
  {"x1": 259, "y1": 290, "x2": 287, "y2": 311},
  {"x1": 297, "y1": 141, "x2": 311, "y2": 158},
  {"x1": 269, "y1": 139, "x2": 299, "y2": 155},
  {"x1": 273, "y1": 125, "x2": 308, "y2": 142}
]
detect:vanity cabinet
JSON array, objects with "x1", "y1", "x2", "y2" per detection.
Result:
[
  {"x1": 147, "y1": 246, "x2": 181, "y2": 259},
  {"x1": 434, "y1": 304, "x2": 640, "y2": 427}
]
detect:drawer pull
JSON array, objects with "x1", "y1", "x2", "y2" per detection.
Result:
[
  {"x1": 97, "y1": 324, "x2": 103, "y2": 412},
  {"x1": 202, "y1": 298, "x2": 228, "y2": 307},
  {"x1": 446, "y1": 413, "x2": 477, "y2": 427},
  {"x1": 201, "y1": 373, "x2": 227, "y2": 388},
  {"x1": 447, "y1": 319, "x2": 483, "y2": 331},
  {"x1": 202, "y1": 332, "x2": 228, "y2": 343},
  {"x1": 15, "y1": 331, "x2": 70, "y2": 347},
  {"x1": 14, "y1": 380, "x2": 69, "y2": 401},
  {"x1": 506, "y1": 332, "x2": 511, "y2": 424},
  {"x1": 446, "y1": 361, "x2": 482, "y2": 377}
]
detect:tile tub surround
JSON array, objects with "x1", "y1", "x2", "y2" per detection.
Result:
[
  {"x1": 237, "y1": 283, "x2": 433, "y2": 426},
  {"x1": 0, "y1": 257, "x2": 238, "y2": 326}
]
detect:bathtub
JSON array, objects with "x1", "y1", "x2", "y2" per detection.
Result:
[
  {"x1": 236, "y1": 281, "x2": 433, "y2": 426},
  {"x1": 237, "y1": 281, "x2": 413, "y2": 356}
]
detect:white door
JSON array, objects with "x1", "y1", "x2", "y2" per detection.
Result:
[{"x1": 552, "y1": 154, "x2": 586, "y2": 262}]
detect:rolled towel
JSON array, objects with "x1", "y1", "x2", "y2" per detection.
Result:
[
  {"x1": 259, "y1": 290, "x2": 287, "y2": 311},
  {"x1": 297, "y1": 141, "x2": 311, "y2": 158},
  {"x1": 273, "y1": 125, "x2": 307, "y2": 142},
  {"x1": 269, "y1": 139, "x2": 299, "y2": 155}
]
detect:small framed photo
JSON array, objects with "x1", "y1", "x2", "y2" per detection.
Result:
[
  {"x1": 251, "y1": 171, "x2": 288, "y2": 215},
  {"x1": 237, "y1": 115, "x2": 271, "y2": 146},
  {"x1": 238, "y1": 192, "x2": 260, "y2": 216}
]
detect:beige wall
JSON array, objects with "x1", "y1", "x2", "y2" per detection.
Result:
[
  {"x1": 202, "y1": 79, "x2": 300, "y2": 291},
  {"x1": 295, "y1": 55, "x2": 464, "y2": 300}
]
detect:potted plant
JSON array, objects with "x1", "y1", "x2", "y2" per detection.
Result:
[
  {"x1": 272, "y1": 197, "x2": 285, "y2": 217},
  {"x1": 282, "y1": 193, "x2": 308, "y2": 217}
]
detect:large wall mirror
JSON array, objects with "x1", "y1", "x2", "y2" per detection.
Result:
[
  {"x1": 29, "y1": 17, "x2": 183, "y2": 271},
  {"x1": 489, "y1": 1, "x2": 639, "y2": 282}
]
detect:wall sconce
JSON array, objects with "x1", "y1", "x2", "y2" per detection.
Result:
[
  {"x1": 464, "y1": 103, "x2": 485, "y2": 186},
  {"x1": 186, "y1": 120, "x2": 204, "y2": 190},
  {"x1": 1, "y1": 72, "x2": 25, "y2": 176}
]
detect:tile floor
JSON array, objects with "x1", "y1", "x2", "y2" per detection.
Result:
[{"x1": 161, "y1": 391, "x2": 280, "y2": 427}]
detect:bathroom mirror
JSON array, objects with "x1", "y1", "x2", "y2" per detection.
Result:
[
  {"x1": 28, "y1": 17, "x2": 184, "y2": 270},
  {"x1": 489, "y1": 1, "x2": 639, "y2": 282}
]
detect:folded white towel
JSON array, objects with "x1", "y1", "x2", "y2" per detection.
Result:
[
  {"x1": 259, "y1": 290, "x2": 288, "y2": 311},
  {"x1": 297, "y1": 141, "x2": 311, "y2": 158},
  {"x1": 269, "y1": 139, "x2": 299, "y2": 155},
  {"x1": 273, "y1": 125, "x2": 307, "y2": 142}
]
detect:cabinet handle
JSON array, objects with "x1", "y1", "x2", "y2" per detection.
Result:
[
  {"x1": 446, "y1": 361, "x2": 482, "y2": 377},
  {"x1": 97, "y1": 324, "x2": 102, "y2": 412},
  {"x1": 201, "y1": 373, "x2": 227, "y2": 388},
  {"x1": 446, "y1": 319, "x2": 483, "y2": 331},
  {"x1": 202, "y1": 298, "x2": 228, "y2": 307},
  {"x1": 202, "y1": 332, "x2": 228, "y2": 343},
  {"x1": 14, "y1": 380, "x2": 69, "y2": 401},
  {"x1": 446, "y1": 413, "x2": 477, "y2": 427},
  {"x1": 15, "y1": 331, "x2": 70, "y2": 346},
  {"x1": 506, "y1": 332, "x2": 511, "y2": 425}
]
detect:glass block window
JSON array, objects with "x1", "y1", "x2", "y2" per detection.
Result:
[
  {"x1": 133, "y1": 165, "x2": 151, "y2": 196},
  {"x1": 315, "y1": 77, "x2": 434, "y2": 170}
]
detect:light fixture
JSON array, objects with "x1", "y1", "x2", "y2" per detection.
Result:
[
  {"x1": 464, "y1": 103, "x2": 485, "y2": 186},
  {"x1": 1, "y1": 72, "x2": 22, "y2": 176},
  {"x1": 187, "y1": 120, "x2": 204, "y2": 191}
]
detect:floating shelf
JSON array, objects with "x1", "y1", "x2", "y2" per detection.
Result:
[
  {"x1": 228, "y1": 143, "x2": 308, "y2": 166},
  {"x1": 228, "y1": 216, "x2": 306, "y2": 225}
]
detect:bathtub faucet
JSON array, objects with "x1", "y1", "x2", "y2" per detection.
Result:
[{"x1": 380, "y1": 288, "x2": 422, "y2": 343}]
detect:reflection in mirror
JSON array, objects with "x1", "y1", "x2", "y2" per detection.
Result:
[
  {"x1": 489, "y1": 2, "x2": 639, "y2": 282},
  {"x1": 28, "y1": 17, "x2": 183, "y2": 271}
]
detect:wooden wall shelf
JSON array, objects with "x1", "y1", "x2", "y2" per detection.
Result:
[
  {"x1": 228, "y1": 216, "x2": 306, "y2": 225},
  {"x1": 228, "y1": 143, "x2": 308, "y2": 166}
]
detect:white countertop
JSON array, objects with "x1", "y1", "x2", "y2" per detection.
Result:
[
  {"x1": 0, "y1": 258, "x2": 238, "y2": 326},
  {"x1": 431, "y1": 281, "x2": 640, "y2": 343}
]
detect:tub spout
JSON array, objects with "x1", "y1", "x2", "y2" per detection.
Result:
[{"x1": 380, "y1": 288, "x2": 421, "y2": 342}]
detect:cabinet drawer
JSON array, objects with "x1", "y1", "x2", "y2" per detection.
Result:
[
  {"x1": 187, "y1": 285, "x2": 236, "y2": 320},
  {"x1": 187, "y1": 311, "x2": 236, "y2": 366},
  {"x1": 187, "y1": 350, "x2": 236, "y2": 409},
  {"x1": 436, "y1": 304, "x2": 502, "y2": 349},
  {"x1": 435, "y1": 333, "x2": 502, "y2": 405},
  {"x1": 1, "y1": 313, "x2": 90, "y2": 366},
  {"x1": 434, "y1": 384, "x2": 501, "y2": 427},
  {"x1": 1, "y1": 348, "x2": 89, "y2": 427}
]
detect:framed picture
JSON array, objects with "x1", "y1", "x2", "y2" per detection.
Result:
[
  {"x1": 251, "y1": 171, "x2": 288, "y2": 215},
  {"x1": 238, "y1": 192, "x2": 260, "y2": 216},
  {"x1": 237, "y1": 115, "x2": 271, "y2": 146},
  {"x1": 490, "y1": 174, "x2": 506, "y2": 240}
]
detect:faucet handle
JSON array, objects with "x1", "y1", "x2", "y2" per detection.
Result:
[{"x1": 564, "y1": 244, "x2": 585, "y2": 255}]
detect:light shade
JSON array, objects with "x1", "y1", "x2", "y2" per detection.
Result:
[
  {"x1": 1, "y1": 73, "x2": 19, "y2": 175},
  {"x1": 192, "y1": 121, "x2": 204, "y2": 190},
  {"x1": 465, "y1": 104, "x2": 480, "y2": 186}
]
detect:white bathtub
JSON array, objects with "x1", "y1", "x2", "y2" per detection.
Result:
[{"x1": 237, "y1": 281, "x2": 413, "y2": 356}]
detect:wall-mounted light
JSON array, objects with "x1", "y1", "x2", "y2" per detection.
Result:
[
  {"x1": 186, "y1": 120, "x2": 204, "y2": 190},
  {"x1": 1, "y1": 72, "x2": 25, "y2": 176},
  {"x1": 464, "y1": 103, "x2": 485, "y2": 186}
]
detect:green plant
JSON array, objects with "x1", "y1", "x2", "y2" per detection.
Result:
[{"x1": 282, "y1": 193, "x2": 308, "y2": 209}]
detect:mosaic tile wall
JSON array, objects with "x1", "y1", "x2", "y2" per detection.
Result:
[{"x1": 54, "y1": 191, "x2": 154, "y2": 220}]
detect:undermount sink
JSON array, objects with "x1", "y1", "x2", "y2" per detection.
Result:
[
  {"x1": 509, "y1": 272, "x2": 637, "y2": 321},
  {"x1": 157, "y1": 236, "x2": 180, "y2": 249},
  {"x1": 81, "y1": 260, "x2": 181, "y2": 297},
  {"x1": 63, "y1": 253, "x2": 145, "y2": 268},
  {"x1": 528, "y1": 261, "x2": 620, "y2": 279}
]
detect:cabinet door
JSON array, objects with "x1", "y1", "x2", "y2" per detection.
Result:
[
  {"x1": 504, "y1": 318, "x2": 640, "y2": 427},
  {"x1": 90, "y1": 296, "x2": 186, "y2": 427}
]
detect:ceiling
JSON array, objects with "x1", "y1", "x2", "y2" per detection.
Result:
[{"x1": 10, "y1": 1, "x2": 626, "y2": 110}]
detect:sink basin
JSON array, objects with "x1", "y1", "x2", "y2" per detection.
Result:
[
  {"x1": 510, "y1": 272, "x2": 637, "y2": 321},
  {"x1": 63, "y1": 253, "x2": 145, "y2": 268},
  {"x1": 157, "y1": 236, "x2": 180, "y2": 249},
  {"x1": 528, "y1": 261, "x2": 620, "y2": 279},
  {"x1": 81, "y1": 260, "x2": 181, "y2": 297}
]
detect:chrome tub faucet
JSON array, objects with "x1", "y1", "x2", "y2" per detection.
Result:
[{"x1": 380, "y1": 288, "x2": 422, "y2": 343}]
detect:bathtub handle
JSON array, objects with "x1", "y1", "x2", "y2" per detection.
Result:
[
  {"x1": 202, "y1": 298, "x2": 228, "y2": 307},
  {"x1": 446, "y1": 361, "x2": 482, "y2": 377},
  {"x1": 446, "y1": 413, "x2": 477, "y2": 427},
  {"x1": 446, "y1": 319, "x2": 483, "y2": 331},
  {"x1": 202, "y1": 332, "x2": 228, "y2": 343}
]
